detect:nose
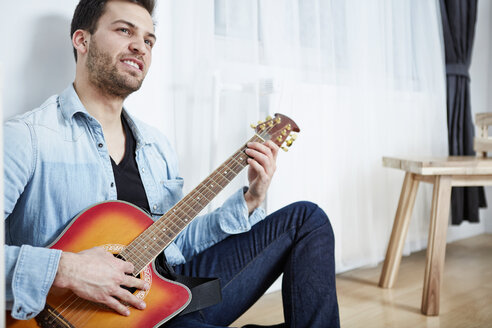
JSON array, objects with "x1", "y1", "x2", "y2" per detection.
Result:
[{"x1": 129, "y1": 38, "x2": 147, "y2": 56}]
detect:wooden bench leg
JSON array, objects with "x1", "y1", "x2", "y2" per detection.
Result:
[
  {"x1": 421, "y1": 175, "x2": 451, "y2": 315},
  {"x1": 379, "y1": 172, "x2": 420, "y2": 288}
]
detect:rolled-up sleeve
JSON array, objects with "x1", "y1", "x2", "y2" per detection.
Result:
[
  {"x1": 171, "y1": 187, "x2": 266, "y2": 263},
  {"x1": 5, "y1": 245, "x2": 62, "y2": 319}
]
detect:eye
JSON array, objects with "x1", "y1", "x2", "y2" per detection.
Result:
[
  {"x1": 119, "y1": 28, "x2": 130, "y2": 34},
  {"x1": 144, "y1": 39, "x2": 154, "y2": 48}
]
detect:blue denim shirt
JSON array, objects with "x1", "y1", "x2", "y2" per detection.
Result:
[{"x1": 4, "y1": 84, "x2": 265, "y2": 320}]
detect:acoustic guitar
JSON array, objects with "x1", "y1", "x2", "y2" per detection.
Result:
[{"x1": 6, "y1": 113, "x2": 299, "y2": 328}]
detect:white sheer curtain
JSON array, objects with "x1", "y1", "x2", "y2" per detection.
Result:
[
  {"x1": 0, "y1": 0, "x2": 446, "y2": 275},
  {"x1": 154, "y1": 0, "x2": 447, "y2": 273}
]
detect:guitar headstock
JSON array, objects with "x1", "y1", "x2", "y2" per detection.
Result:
[{"x1": 251, "y1": 113, "x2": 300, "y2": 151}]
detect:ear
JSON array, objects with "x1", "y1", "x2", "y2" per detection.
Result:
[{"x1": 72, "y1": 30, "x2": 90, "y2": 57}]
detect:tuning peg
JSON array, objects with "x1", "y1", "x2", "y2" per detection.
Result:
[
  {"x1": 257, "y1": 120, "x2": 264, "y2": 125},
  {"x1": 275, "y1": 117, "x2": 281, "y2": 124},
  {"x1": 250, "y1": 123, "x2": 257, "y2": 129},
  {"x1": 276, "y1": 135, "x2": 283, "y2": 143},
  {"x1": 286, "y1": 136, "x2": 297, "y2": 147},
  {"x1": 286, "y1": 123, "x2": 292, "y2": 131},
  {"x1": 291, "y1": 133, "x2": 298, "y2": 140},
  {"x1": 259, "y1": 123, "x2": 266, "y2": 130},
  {"x1": 266, "y1": 115, "x2": 272, "y2": 121},
  {"x1": 281, "y1": 146, "x2": 289, "y2": 152}
]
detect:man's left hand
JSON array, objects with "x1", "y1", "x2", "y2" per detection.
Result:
[{"x1": 244, "y1": 140, "x2": 279, "y2": 214}]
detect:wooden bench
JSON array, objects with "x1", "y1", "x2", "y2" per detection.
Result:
[{"x1": 378, "y1": 157, "x2": 492, "y2": 315}]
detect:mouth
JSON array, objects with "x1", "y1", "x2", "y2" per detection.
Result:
[{"x1": 120, "y1": 58, "x2": 144, "y2": 71}]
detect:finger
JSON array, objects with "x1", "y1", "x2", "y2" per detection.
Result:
[
  {"x1": 246, "y1": 148, "x2": 276, "y2": 176},
  {"x1": 247, "y1": 158, "x2": 268, "y2": 181},
  {"x1": 246, "y1": 147, "x2": 268, "y2": 163},
  {"x1": 123, "y1": 275, "x2": 150, "y2": 291},
  {"x1": 246, "y1": 150, "x2": 269, "y2": 172},
  {"x1": 246, "y1": 142, "x2": 273, "y2": 162},
  {"x1": 104, "y1": 296, "x2": 131, "y2": 316},
  {"x1": 119, "y1": 260, "x2": 135, "y2": 274},
  {"x1": 113, "y1": 287, "x2": 147, "y2": 310},
  {"x1": 247, "y1": 142, "x2": 274, "y2": 158},
  {"x1": 249, "y1": 141, "x2": 278, "y2": 168},
  {"x1": 264, "y1": 140, "x2": 279, "y2": 160}
]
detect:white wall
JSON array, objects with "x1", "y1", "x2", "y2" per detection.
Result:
[{"x1": 0, "y1": 2, "x2": 78, "y2": 119}]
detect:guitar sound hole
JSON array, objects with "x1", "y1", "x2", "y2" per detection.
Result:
[{"x1": 114, "y1": 253, "x2": 141, "y2": 295}]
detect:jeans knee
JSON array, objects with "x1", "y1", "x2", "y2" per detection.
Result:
[{"x1": 288, "y1": 201, "x2": 332, "y2": 231}]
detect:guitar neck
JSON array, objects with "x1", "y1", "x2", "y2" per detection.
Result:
[{"x1": 120, "y1": 134, "x2": 264, "y2": 274}]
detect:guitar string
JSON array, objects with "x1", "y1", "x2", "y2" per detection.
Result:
[{"x1": 49, "y1": 122, "x2": 285, "y2": 326}]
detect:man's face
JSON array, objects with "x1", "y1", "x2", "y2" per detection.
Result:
[{"x1": 85, "y1": 0, "x2": 156, "y2": 98}]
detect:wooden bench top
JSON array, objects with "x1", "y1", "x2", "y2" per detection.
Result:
[{"x1": 383, "y1": 156, "x2": 492, "y2": 175}]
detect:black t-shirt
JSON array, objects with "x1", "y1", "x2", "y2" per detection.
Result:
[{"x1": 111, "y1": 116, "x2": 150, "y2": 213}]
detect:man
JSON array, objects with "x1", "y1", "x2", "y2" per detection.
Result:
[{"x1": 4, "y1": 0, "x2": 339, "y2": 327}]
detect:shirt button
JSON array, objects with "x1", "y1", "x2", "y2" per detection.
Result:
[
  {"x1": 142, "y1": 168, "x2": 146, "y2": 173},
  {"x1": 111, "y1": 182, "x2": 114, "y2": 188},
  {"x1": 153, "y1": 205, "x2": 157, "y2": 210},
  {"x1": 98, "y1": 143, "x2": 103, "y2": 148}
]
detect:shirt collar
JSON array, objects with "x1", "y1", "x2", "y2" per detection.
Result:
[
  {"x1": 58, "y1": 84, "x2": 155, "y2": 147},
  {"x1": 59, "y1": 83, "x2": 88, "y2": 122}
]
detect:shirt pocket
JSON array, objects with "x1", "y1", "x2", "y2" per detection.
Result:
[{"x1": 160, "y1": 177, "x2": 184, "y2": 210}]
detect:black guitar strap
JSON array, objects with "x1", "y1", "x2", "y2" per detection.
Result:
[{"x1": 154, "y1": 252, "x2": 222, "y2": 316}]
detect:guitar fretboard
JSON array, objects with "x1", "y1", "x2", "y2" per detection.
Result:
[{"x1": 120, "y1": 134, "x2": 264, "y2": 274}]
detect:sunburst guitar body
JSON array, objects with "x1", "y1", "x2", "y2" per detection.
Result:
[{"x1": 6, "y1": 202, "x2": 191, "y2": 328}]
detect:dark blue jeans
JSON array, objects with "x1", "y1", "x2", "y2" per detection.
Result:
[{"x1": 164, "y1": 201, "x2": 339, "y2": 328}]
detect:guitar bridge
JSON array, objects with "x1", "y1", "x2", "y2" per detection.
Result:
[{"x1": 34, "y1": 304, "x2": 74, "y2": 328}]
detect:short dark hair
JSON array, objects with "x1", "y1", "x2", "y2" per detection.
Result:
[{"x1": 70, "y1": 0, "x2": 156, "y2": 61}]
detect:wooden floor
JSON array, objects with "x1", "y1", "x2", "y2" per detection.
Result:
[{"x1": 232, "y1": 234, "x2": 492, "y2": 327}]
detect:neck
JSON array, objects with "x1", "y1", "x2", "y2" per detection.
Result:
[{"x1": 73, "y1": 73, "x2": 125, "y2": 129}]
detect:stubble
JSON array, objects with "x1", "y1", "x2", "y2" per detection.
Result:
[{"x1": 86, "y1": 39, "x2": 144, "y2": 99}]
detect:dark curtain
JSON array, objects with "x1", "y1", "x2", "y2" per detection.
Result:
[{"x1": 440, "y1": 0, "x2": 486, "y2": 225}]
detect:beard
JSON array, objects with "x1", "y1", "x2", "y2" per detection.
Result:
[{"x1": 86, "y1": 39, "x2": 144, "y2": 99}]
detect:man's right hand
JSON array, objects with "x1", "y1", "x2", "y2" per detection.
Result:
[{"x1": 52, "y1": 247, "x2": 149, "y2": 316}]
